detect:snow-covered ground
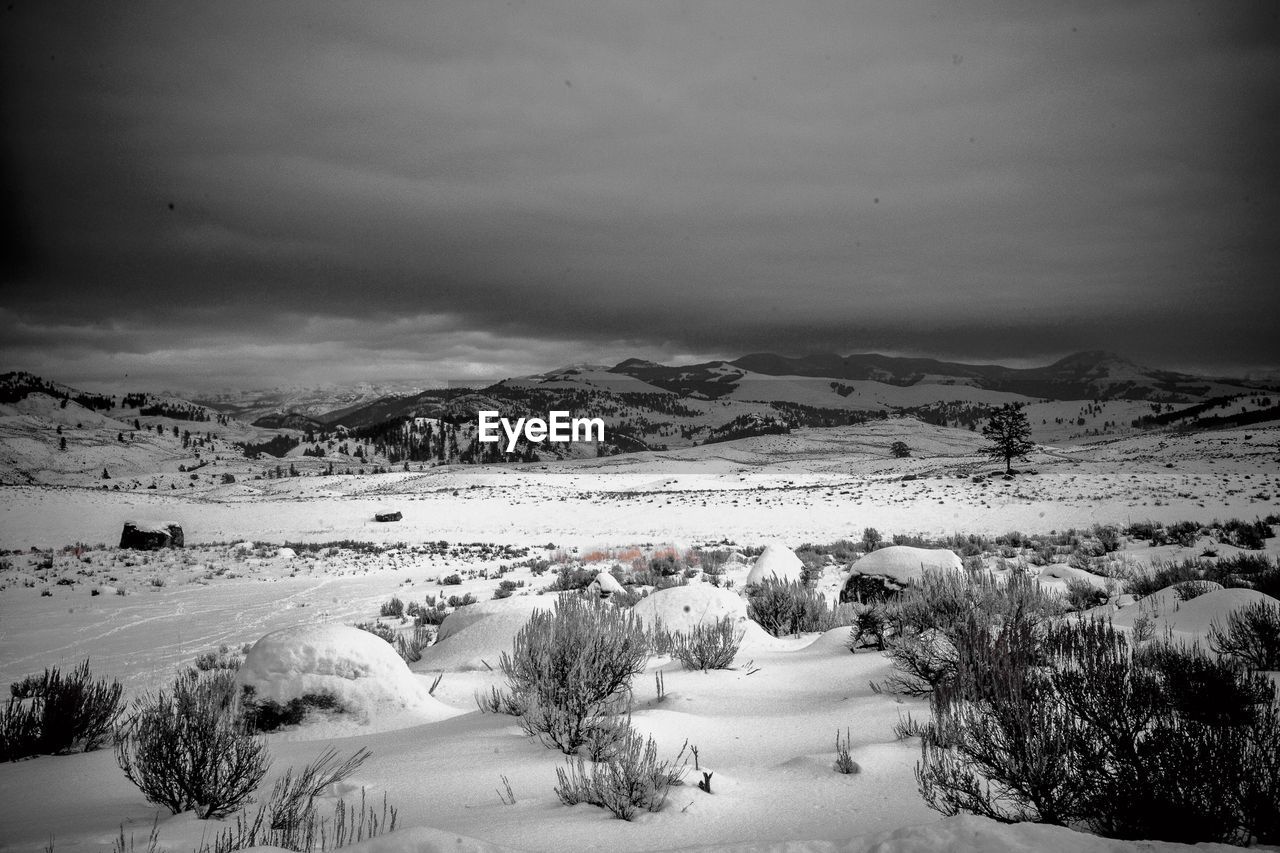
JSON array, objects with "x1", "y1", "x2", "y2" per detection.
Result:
[
  {"x1": 1, "y1": 420, "x2": 1277, "y2": 852},
  {"x1": 3, "y1": 421, "x2": 1277, "y2": 551}
]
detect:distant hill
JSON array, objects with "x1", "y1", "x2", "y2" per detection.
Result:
[
  {"x1": 4, "y1": 351, "x2": 1274, "y2": 486},
  {"x1": 192, "y1": 382, "x2": 428, "y2": 423},
  {"x1": 728, "y1": 350, "x2": 1258, "y2": 402},
  {"x1": 249, "y1": 412, "x2": 330, "y2": 431},
  {"x1": 1, "y1": 371, "x2": 115, "y2": 410}
]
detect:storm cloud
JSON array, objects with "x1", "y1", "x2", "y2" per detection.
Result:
[{"x1": 2, "y1": 1, "x2": 1277, "y2": 391}]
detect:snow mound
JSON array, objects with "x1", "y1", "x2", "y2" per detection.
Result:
[
  {"x1": 1109, "y1": 587, "x2": 1280, "y2": 640},
  {"x1": 1036, "y1": 563, "x2": 1112, "y2": 592},
  {"x1": 632, "y1": 584, "x2": 747, "y2": 635},
  {"x1": 236, "y1": 624, "x2": 459, "y2": 724},
  {"x1": 434, "y1": 595, "x2": 552, "y2": 643},
  {"x1": 847, "y1": 545, "x2": 962, "y2": 585},
  {"x1": 745, "y1": 542, "x2": 804, "y2": 586},
  {"x1": 421, "y1": 595, "x2": 554, "y2": 671}
]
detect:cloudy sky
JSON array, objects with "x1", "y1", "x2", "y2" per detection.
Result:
[{"x1": 2, "y1": 1, "x2": 1277, "y2": 392}]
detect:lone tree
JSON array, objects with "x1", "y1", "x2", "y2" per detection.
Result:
[
  {"x1": 890, "y1": 440, "x2": 911, "y2": 458},
  {"x1": 982, "y1": 403, "x2": 1034, "y2": 474}
]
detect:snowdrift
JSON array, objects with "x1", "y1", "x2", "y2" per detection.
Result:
[
  {"x1": 1107, "y1": 586, "x2": 1280, "y2": 641},
  {"x1": 283, "y1": 813, "x2": 1245, "y2": 853},
  {"x1": 420, "y1": 595, "x2": 554, "y2": 671},
  {"x1": 237, "y1": 623, "x2": 461, "y2": 725},
  {"x1": 744, "y1": 542, "x2": 804, "y2": 586},
  {"x1": 632, "y1": 584, "x2": 748, "y2": 634}
]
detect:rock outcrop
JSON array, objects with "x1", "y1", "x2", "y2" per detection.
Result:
[{"x1": 119, "y1": 521, "x2": 184, "y2": 550}]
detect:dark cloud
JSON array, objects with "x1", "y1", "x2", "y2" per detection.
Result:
[{"x1": 2, "y1": 1, "x2": 1277, "y2": 390}]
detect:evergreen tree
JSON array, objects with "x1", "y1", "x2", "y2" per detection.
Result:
[{"x1": 982, "y1": 403, "x2": 1035, "y2": 474}]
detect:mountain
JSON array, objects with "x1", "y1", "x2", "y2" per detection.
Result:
[
  {"x1": 192, "y1": 383, "x2": 429, "y2": 423},
  {"x1": 728, "y1": 350, "x2": 1258, "y2": 402},
  {"x1": 606, "y1": 359, "x2": 747, "y2": 399},
  {"x1": 4, "y1": 350, "x2": 1275, "y2": 487},
  {"x1": 1, "y1": 371, "x2": 115, "y2": 410}
]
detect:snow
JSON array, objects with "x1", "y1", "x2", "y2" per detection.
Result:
[
  {"x1": 418, "y1": 595, "x2": 557, "y2": 671},
  {"x1": 239, "y1": 812, "x2": 1247, "y2": 853},
  {"x1": 745, "y1": 542, "x2": 804, "y2": 586},
  {"x1": 1105, "y1": 586, "x2": 1280, "y2": 642},
  {"x1": 631, "y1": 584, "x2": 748, "y2": 634},
  {"x1": 235, "y1": 623, "x2": 462, "y2": 729},
  {"x1": 0, "y1": 418, "x2": 1277, "y2": 852},
  {"x1": 1035, "y1": 562, "x2": 1114, "y2": 595},
  {"x1": 586, "y1": 570, "x2": 626, "y2": 596},
  {"x1": 124, "y1": 518, "x2": 180, "y2": 533},
  {"x1": 846, "y1": 546, "x2": 963, "y2": 585}
]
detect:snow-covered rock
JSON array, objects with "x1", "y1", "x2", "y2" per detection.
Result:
[
  {"x1": 847, "y1": 545, "x2": 962, "y2": 585},
  {"x1": 840, "y1": 545, "x2": 963, "y2": 601},
  {"x1": 632, "y1": 584, "x2": 748, "y2": 635},
  {"x1": 745, "y1": 542, "x2": 804, "y2": 586},
  {"x1": 120, "y1": 520, "x2": 184, "y2": 550},
  {"x1": 587, "y1": 571, "x2": 626, "y2": 597},
  {"x1": 236, "y1": 623, "x2": 458, "y2": 723}
]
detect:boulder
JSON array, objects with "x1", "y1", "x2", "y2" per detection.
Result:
[
  {"x1": 120, "y1": 520, "x2": 184, "y2": 550},
  {"x1": 587, "y1": 571, "x2": 627, "y2": 598},
  {"x1": 375, "y1": 511, "x2": 402, "y2": 522},
  {"x1": 840, "y1": 545, "x2": 962, "y2": 602}
]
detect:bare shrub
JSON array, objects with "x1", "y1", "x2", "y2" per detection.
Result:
[
  {"x1": 746, "y1": 578, "x2": 842, "y2": 636},
  {"x1": 2, "y1": 659, "x2": 122, "y2": 760},
  {"x1": 193, "y1": 645, "x2": 244, "y2": 672},
  {"x1": 833, "y1": 728, "x2": 859, "y2": 774},
  {"x1": 116, "y1": 671, "x2": 269, "y2": 818},
  {"x1": 850, "y1": 602, "x2": 888, "y2": 650},
  {"x1": 1173, "y1": 579, "x2": 1217, "y2": 601},
  {"x1": 554, "y1": 727, "x2": 690, "y2": 820},
  {"x1": 671, "y1": 617, "x2": 743, "y2": 671},
  {"x1": 352, "y1": 621, "x2": 394, "y2": 643},
  {"x1": 1063, "y1": 577, "x2": 1108, "y2": 611},
  {"x1": 197, "y1": 787, "x2": 396, "y2": 853},
  {"x1": 873, "y1": 569, "x2": 1061, "y2": 697},
  {"x1": 394, "y1": 624, "x2": 433, "y2": 663},
  {"x1": 473, "y1": 685, "x2": 523, "y2": 716},
  {"x1": 500, "y1": 594, "x2": 648, "y2": 753},
  {"x1": 916, "y1": 616, "x2": 1280, "y2": 845},
  {"x1": 1210, "y1": 600, "x2": 1280, "y2": 671}
]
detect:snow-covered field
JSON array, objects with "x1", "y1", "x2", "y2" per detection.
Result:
[{"x1": 1, "y1": 420, "x2": 1278, "y2": 853}]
